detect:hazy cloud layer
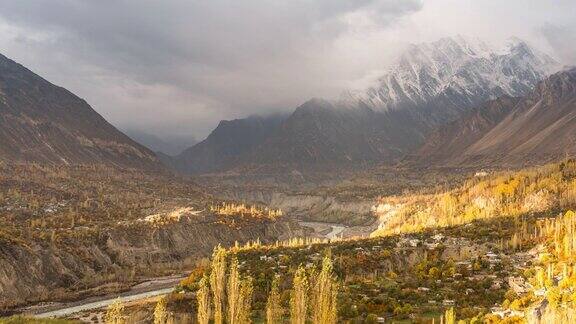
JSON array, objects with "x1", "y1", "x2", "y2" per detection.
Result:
[{"x1": 0, "y1": 0, "x2": 574, "y2": 141}]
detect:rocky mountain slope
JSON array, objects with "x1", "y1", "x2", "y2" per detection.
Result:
[
  {"x1": 0, "y1": 53, "x2": 160, "y2": 169},
  {"x1": 412, "y1": 67, "x2": 576, "y2": 166},
  {"x1": 173, "y1": 36, "x2": 559, "y2": 174}
]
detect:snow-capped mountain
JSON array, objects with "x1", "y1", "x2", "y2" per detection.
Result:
[
  {"x1": 341, "y1": 36, "x2": 559, "y2": 121},
  {"x1": 172, "y1": 36, "x2": 561, "y2": 174}
]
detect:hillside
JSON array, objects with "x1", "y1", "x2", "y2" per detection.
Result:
[
  {"x1": 413, "y1": 67, "x2": 576, "y2": 167},
  {"x1": 92, "y1": 159, "x2": 576, "y2": 323},
  {"x1": 0, "y1": 53, "x2": 160, "y2": 169},
  {"x1": 0, "y1": 163, "x2": 301, "y2": 310}
]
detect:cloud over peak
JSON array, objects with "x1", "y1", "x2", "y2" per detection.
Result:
[{"x1": 0, "y1": 0, "x2": 573, "y2": 141}]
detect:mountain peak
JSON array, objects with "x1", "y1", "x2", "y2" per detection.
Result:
[{"x1": 341, "y1": 36, "x2": 560, "y2": 114}]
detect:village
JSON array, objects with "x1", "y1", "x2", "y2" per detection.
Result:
[{"x1": 172, "y1": 214, "x2": 550, "y2": 322}]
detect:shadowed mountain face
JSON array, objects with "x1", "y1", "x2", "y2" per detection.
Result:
[
  {"x1": 412, "y1": 68, "x2": 576, "y2": 167},
  {"x1": 0, "y1": 53, "x2": 160, "y2": 169},
  {"x1": 172, "y1": 37, "x2": 559, "y2": 174},
  {"x1": 232, "y1": 99, "x2": 427, "y2": 172},
  {"x1": 170, "y1": 114, "x2": 287, "y2": 174}
]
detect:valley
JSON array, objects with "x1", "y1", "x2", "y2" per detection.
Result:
[{"x1": 0, "y1": 27, "x2": 575, "y2": 324}]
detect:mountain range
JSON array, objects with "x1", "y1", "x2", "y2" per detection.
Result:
[
  {"x1": 170, "y1": 36, "x2": 561, "y2": 174},
  {"x1": 0, "y1": 53, "x2": 160, "y2": 169},
  {"x1": 1, "y1": 35, "x2": 570, "y2": 174},
  {"x1": 412, "y1": 67, "x2": 576, "y2": 167}
]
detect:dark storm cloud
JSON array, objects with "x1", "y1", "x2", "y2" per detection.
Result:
[
  {"x1": 0, "y1": 0, "x2": 422, "y2": 138},
  {"x1": 1, "y1": 1, "x2": 574, "y2": 141}
]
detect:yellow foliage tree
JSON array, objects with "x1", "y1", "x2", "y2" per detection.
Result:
[
  {"x1": 290, "y1": 266, "x2": 308, "y2": 324},
  {"x1": 210, "y1": 245, "x2": 227, "y2": 324}
]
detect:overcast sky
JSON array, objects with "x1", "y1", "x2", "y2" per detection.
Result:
[{"x1": 0, "y1": 0, "x2": 574, "y2": 141}]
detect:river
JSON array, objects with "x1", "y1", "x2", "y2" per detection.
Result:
[
  {"x1": 34, "y1": 287, "x2": 174, "y2": 318},
  {"x1": 298, "y1": 221, "x2": 347, "y2": 239},
  {"x1": 25, "y1": 275, "x2": 186, "y2": 319}
]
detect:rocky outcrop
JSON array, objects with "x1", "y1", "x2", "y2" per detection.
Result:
[{"x1": 214, "y1": 188, "x2": 376, "y2": 226}]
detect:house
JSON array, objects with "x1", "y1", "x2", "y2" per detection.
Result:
[
  {"x1": 491, "y1": 279, "x2": 503, "y2": 290},
  {"x1": 490, "y1": 307, "x2": 508, "y2": 318},
  {"x1": 417, "y1": 287, "x2": 430, "y2": 292},
  {"x1": 260, "y1": 255, "x2": 272, "y2": 261},
  {"x1": 508, "y1": 276, "x2": 529, "y2": 295},
  {"x1": 486, "y1": 252, "x2": 499, "y2": 259},
  {"x1": 534, "y1": 288, "x2": 546, "y2": 297},
  {"x1": 475, "y1": 171, "x2": 489, "y2": 177},
  {"x1": 443, "y1": 300, "x2": 455, "y2": 306},
  {"x1": 432, "y1": 234, "x2": 445, "y2": 241},
  {"x1": 409, "y1": 239, "x2": 420, "y2": 247}
]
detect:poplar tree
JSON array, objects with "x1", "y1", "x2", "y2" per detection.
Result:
[
  {"x1": 445, "y1": 307, "x2": 455, "y2": 324},
  {"x1": 153, "y1": 297, "x2": 168, "y2": 324},
  {"x1": 197, "y1": 275, "x2": 211, "y2": 324},
  {"x1": 105, "y1": 298, "x2": 125, "y2": 324},
  {"x1": 239, "y1": 277, "x2": 254, "y2": 324},
  {"x1": 227, "y1": 257, "x2": 254, "y2": 324},
  {"x1": 311, "y1": 256, "x2": 339, "y2": 324},
  {"x1": 266, "y1": 276, "x2": 282, "y2": 324},
  {"x1": 228, "y1": 257, "x2": 241, "y2": 324},
  {"x1": 290, "y1": 266, "x2": 308, "y2": 324},
  {"x1": 210, "y1": 245, "x2": 227, "y2": 324}
]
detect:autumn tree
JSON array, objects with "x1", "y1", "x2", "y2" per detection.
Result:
[
  {"x1": 105, "y1": 298, "x2": 125, "y2": 324},
  {"x1": 290, "y1": 266, "x2": 308, "y2": 324},
  {"x1": 228, "y1": 257, "x2": 242, "y2": 324},
  {"x1": 266, "y1": 276, "x2": 283, "y2": 324},
  {"x1": 210, "y1": 245, "x2": 227, "y2": 324},
  {"x1": 154, "y1": 297, "x2": 169, "y2": 324},
  {"x1": 311, "y1": 256, "x2": 339, "y2": 324},
  {"x1": 239, "y1": 277, "x2": 254, "y2": 323},
  {"x1": 197, "y1": 275, "x2": 211, "y2": 324},
  {"x1": 445, "y1": 307, "x2": 455, "y2": 324}
]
